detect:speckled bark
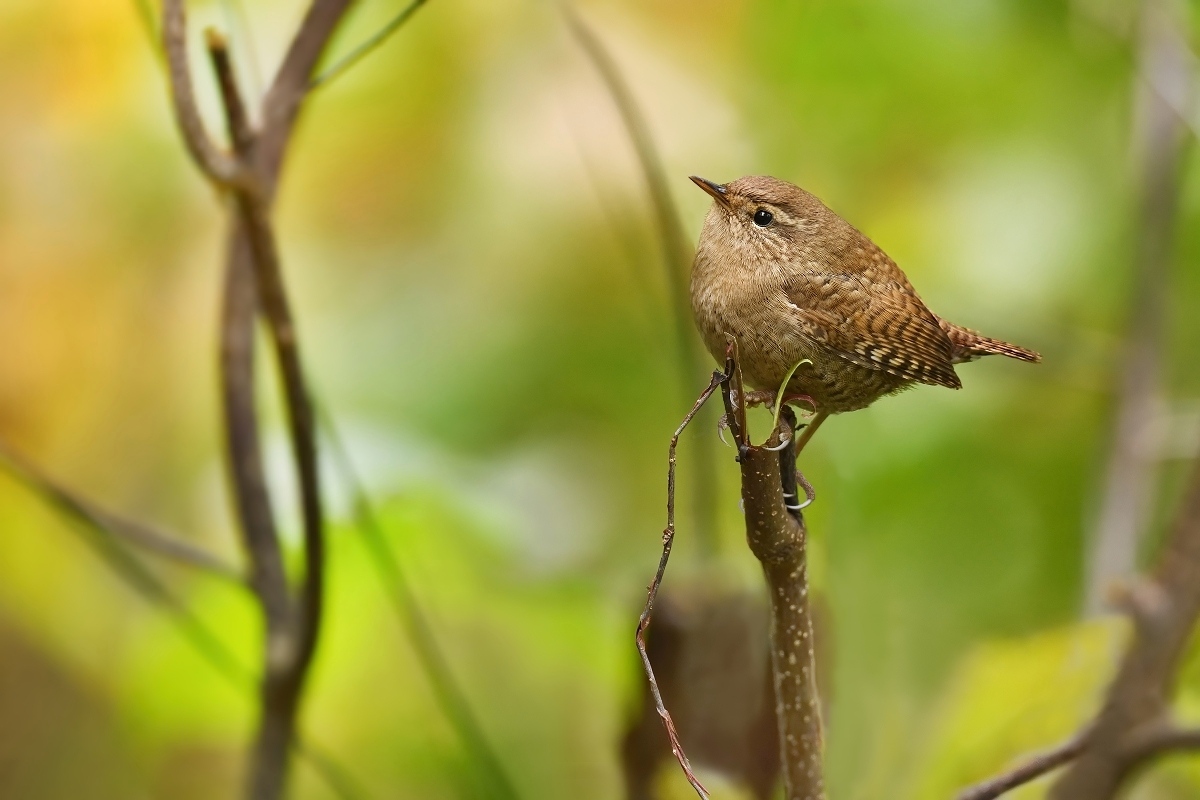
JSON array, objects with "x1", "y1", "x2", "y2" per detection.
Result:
[{"x1": 739, "y1": 434, "x2": 824, "y2": 800}]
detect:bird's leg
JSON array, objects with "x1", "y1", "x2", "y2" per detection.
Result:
[
  {"x1": 720, "y1": 390, "x2": 776, "y2": 445},
  {"x1": 779, "y1": 411, "x2": 826, "y2": 514},
  {"x1": 777, "y1": 407, "x2": 805, "y2": 515}
]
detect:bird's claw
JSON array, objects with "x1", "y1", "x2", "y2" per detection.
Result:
[
  {"x1": 781, "y1": 393, "x2": 819, "y2": 416},
  {"x1": 717, "y1": 412, "x2": 733, "y2": 447},
  {"x1": 783, "y1": 469, "x2": 817, "y2": 511},
  {"x1": 763, "y1": 432, "x2": 792, "y2": 452}
]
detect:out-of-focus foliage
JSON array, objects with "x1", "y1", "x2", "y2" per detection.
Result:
[
  {"x1": 909, "y1": 619, "x2": 1124, "y2": 799},
  {"x1": 1, "y1": 0, "x2": 1199, "y2": 798}
]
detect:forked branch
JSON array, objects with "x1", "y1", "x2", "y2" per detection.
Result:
[
  {"x1": 1051, "y1": 456, "x2": 1200, "y2": 798},
  {"x1": 957, "y1": 456, "x2": 1200, "y2": 799},
  {"x1": 161, "y1": 2, "x2": 356, "y2": 798}
]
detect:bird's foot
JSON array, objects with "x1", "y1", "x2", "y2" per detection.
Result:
[
  {"x1": 742, "y1": 389, "x2": 777, "y2": 409},
  {"x1": 783, "y1": 468, "x2": 817, "y2": 511},
  {"x1": 717, "y1": 412, "x2": 734, "y2": 447}
]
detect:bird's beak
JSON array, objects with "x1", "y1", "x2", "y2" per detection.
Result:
[{"x1": 690, "y1": 175, "x2": 730, "y2": 207}]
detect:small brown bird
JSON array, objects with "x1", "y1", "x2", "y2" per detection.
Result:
[{"x1": 689, "y1": 175, "x2": 1039, "y2": 446}]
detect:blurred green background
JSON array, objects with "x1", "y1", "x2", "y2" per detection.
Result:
[{"x1": 1, "y1": 0, "x2": 1199, "y2": 798}]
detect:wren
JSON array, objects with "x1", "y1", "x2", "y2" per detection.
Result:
[{"x1": 689, "y1": 175, "x2": 1039, "y2": 442}]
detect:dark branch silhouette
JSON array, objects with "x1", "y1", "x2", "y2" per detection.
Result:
[
  {"x1": 160, "y1": 1, "x2": 427, "y2": 795},
  {"x1": 205, "y1": 27, "x2": 330, "y2": 800},
  {"x1": 162, "y1": 0, "x2": 241, "y2": 184}
]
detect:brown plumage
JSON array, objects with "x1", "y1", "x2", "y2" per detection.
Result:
[{"x1": 689, "y1": 175, "x2": 1039, "y2": 416}]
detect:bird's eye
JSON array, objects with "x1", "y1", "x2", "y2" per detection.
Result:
[{"x1": 753, "y1": 208, "x2": 774, "y2": 227}]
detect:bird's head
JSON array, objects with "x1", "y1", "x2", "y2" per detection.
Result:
[{"x1": 689, "y1": 175, "x2": 832, "y2": 266}]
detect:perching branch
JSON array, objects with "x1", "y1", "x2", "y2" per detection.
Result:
[
  {"x1": 720, "y1": 348, "x2": 824, "y2": 800},
  {"x1": 639, "y1": 342, "x2": 824, "y2": 800}
]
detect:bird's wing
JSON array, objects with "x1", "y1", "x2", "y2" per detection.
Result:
[{"x1": 783, "y1": 273, "x2": 961, "y2": 389}]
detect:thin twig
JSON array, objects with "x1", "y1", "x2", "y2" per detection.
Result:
[
  {"x1": 208, "y1": 30, "x2": 255, "y2": 151},
  {"x1": 161, "y1": 0, "x2": 242, "y2": 184},
  {"x1": 0, "y1": 453, "x2": 250, "y2": 685},
  {"x1": 257, "y1": 0, "x2": 354, "y2": 189},
  {"x1": 207, "y1": 34, "x2": 298, "y2": 800},
  {"x1": 220, "y1": 0, "x2": 264, "y2": 108},
  {"x1": 319, "y1": 407, "x2": 521, "y2": 800},
  {"x1": 0, "y1": 439, "x2": 243, "y2": 582},
  {"x1": 956, "y1": 729, "x2": 1090, "y2": 800},
  {"x1": 64, "y1": 517, "x2": 248, "y2": 687},
  {"x1": 566, "y1": 7, "x2": 720, "y2": 556},
  {"x1": 311, "y1": 0, "x2": 431, "y2": 89},
  {"x1": 637, "y1": 368, "x2": 727, "y2": 800},
  {"x1": 220, "y1": 219, "x2": 296, "y2": 648},
  {"x1": 233, "y1": 198, "x2": 326, "y2": 800}
]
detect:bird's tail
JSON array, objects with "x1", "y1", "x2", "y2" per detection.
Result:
[{"x1": 939, "y1": 320, "x2": 1041, "y2": 364}]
